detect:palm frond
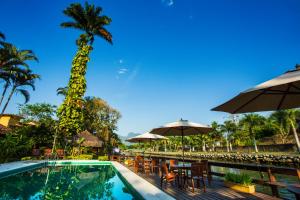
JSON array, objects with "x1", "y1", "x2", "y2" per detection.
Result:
[
  {"x1": 61, "y1": 2, "x2": 112, "y2": 44},
  {"x1": 0, "y1": 32, "x2": 5, "y2": 40},
  {"x1": 57, "y1": 86, "x2": 68, "y2": 96},
  {"x1": 16, "y1": 89, "x2": 30, "y2": 103}
]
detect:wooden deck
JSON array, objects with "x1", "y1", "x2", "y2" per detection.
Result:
[{"x1": 125, "y1": 165, "x2": 282, "y2": 200}]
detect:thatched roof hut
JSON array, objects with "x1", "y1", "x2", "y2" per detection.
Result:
[{"x1": 77, "y1": 130, "x2": 103, "y2": 148}]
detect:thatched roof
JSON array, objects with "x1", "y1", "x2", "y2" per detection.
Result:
[
  {"x1": 77, "y1": 130, "x2": 103, "y2": 148},
  {"x1": 0, "y1": 124, "x2": 10, "y2": 135}
]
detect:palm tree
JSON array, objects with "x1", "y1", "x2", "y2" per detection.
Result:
[
  {"x1": 270, "y1": 110, "x2": 290, "y2": 144},
  {"x1": 271, "y1": 109, "x2": 300, "y2": 152},
  {"x1": 239, "y1": 114, "x2": 265, "y2": 153},
  {"x1": 0, "y1": 43, "x2": 38, "y2": 69},
  {"x1": 0, "y1": 44, "x2": 38, "y2": 107},
  {"x1": 220, "y1": 120, "x2": 237, "y2": 152},
  {"x1": 57, "y1": 2, "x2": 112, "y2": 137},
  {"x1": 209, "y1": 121, "x2": 223, "y2": 151},
  {"x1": 1, "y1": 69, "x2": 40, "y2": 114}
]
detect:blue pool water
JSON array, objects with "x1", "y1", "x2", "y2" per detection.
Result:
[{"x1": 0, "y1": 164, "x2": 139, "y2": 200}]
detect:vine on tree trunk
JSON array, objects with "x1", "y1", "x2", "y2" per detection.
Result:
[{"x1": 57, "y1": 35, "x2": 92, "y2": 138}]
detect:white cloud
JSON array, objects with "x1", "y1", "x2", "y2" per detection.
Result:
[
  {"x1": 118, "y1": 68, "x2": 128, "y2": 74},
  {"x1": 119, "y1": 59, "x2": 123, "y2": 64},
  {"x1": 162, "y1": 0, "x2": 174, "y2": 7}
]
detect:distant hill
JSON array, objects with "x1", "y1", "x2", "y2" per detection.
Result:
[{"x1": 119, "y1": 132, "x2": 140, "y2": 145}]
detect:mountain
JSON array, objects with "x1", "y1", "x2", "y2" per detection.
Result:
[{"x1": 119, "y1": 132, "x2": 140, "y2": 145}]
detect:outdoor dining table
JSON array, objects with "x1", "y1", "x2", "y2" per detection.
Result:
[{"x1": 170, "y1": 163, "x2": 192, "y2": 188}]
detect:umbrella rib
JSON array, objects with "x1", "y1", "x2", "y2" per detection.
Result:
[
  {"x1": 290, "y1": 83, "x2": 300, "y2": 91},
  {"x1": 233, "y1": 89, "x2": 267, "y2": 113},
  {"x1": 277, "y1": 83, "x2": 291, "y2": 110},
  {"x1": 160, "y1": 127, "x2": 173, "y2": 136}
]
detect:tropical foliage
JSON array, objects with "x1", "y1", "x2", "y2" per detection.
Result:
[
  {"x1": 83, "y1": 96, "x2": 121, "y2": 154},
  {"x1": 135, "y1": 109, "x2": 300, "y2": 153},
  {"x1": 0, "y1": 32, "x2": 39, "y2": 113}
]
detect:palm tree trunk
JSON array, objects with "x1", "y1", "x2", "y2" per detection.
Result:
[
  {"x1": 0, "y1": 82, "x2": 9, "y2": 107},
  {"x1": 253, "y1": 138, "x2": 258, "y2": 153},
  {"x1": 229, "y1": 142, "x2": 233, "y2": 151},
  {"x1": 1, "y1": 86, "x2": 15, "y2": 114},
  {"x1": 290, "y1": 120, "x2": 300, "y2": 153},
  {"x1": 226, "y1": 139, "x2": 229, "y2": 152},
  {"x1": 202, "y1": 141, "x2": 206, "y2": 152}
]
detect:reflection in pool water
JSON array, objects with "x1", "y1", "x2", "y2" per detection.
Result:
[{"x1": 0, "y1": 165, "x2": 137, "y2": 200}]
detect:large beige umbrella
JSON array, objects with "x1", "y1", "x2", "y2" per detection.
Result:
[
  {"x1": 212, "y1": 67, "x2": 300, "y2": 113},
  {"x1": 212, "y1": 66, "x2": 300, "y2": 152},
  {"x1": 150, "y1": 119, "x2": 212, "y2": 161},
  {"x1": 126, "y1": 132, "x2": 168, "y2": 152}
]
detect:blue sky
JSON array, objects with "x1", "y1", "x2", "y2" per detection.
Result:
[{"x1": 1, "y1": 0, "x2": 300, "y2": 136}]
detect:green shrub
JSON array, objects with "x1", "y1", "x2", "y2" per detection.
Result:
[
  {"x1": 224, "y1": 172, "x2": 253, "y2": 186},
  {"x1": 66, "y1": 154, "x2": 93, "y2": 160},
  {"x1": 98, "y1": 155, "x2": 109, "y2": 161},
  {"x1": 21, "y1": 156, "x2": 32, "y2": 161}
]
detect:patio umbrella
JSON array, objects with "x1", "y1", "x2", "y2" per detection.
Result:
[
  {"x1": 126, "y1": 132, "x2": 168, "y2": 153},
  {"x1": 150, "y1": 119, "x2": 212, "y2": 162},
  {"x1": 212, "y1": 66, "x2": 300, "y2": 113},
  {"x1": 211, "y1": 66, "x2": 300, "y2": 152}
]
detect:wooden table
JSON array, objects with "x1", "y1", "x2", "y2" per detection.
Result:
[
  {"x1": 170, "y1": 164, "x2": 191, "y2": 188},
  {"x1": 287, "y1": 185, "x2": 300, "y2": 200}
]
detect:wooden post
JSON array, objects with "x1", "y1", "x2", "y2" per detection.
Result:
[{"x1": 267, "y1": 168, "x2": 280, "y2": 197}]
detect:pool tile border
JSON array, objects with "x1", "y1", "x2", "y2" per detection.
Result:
[
  {"x1": 0, "y1": 160, "x2": 47, "y2": 179},
  {"x1": 111, "y1": 161, "x2": 175, "y2": 200}
]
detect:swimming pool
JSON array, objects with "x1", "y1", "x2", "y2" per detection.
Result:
[{"x1": 0, "y1": 161, "x2": 142, "y2": 200}]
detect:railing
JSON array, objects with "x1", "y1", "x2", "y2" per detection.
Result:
[{"x1": 124, "y1": 153, "x2": 300, "y2": 198}]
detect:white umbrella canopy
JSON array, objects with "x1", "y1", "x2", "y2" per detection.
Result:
[
  {"x1": 126, "y1": 132, "x2": 168, "y2": 143},
  {"x1": 126, "y1": 132, "x2": 168, "y2": 154},
  {"x1": 150, "y1": 119, "x2": 212, "y2": 161},
  {"x1": 150, "y1": 119, "x2": 212, "y2": 136},
  {"x1": 212, "y1": 67, "x2": 300, "y2": 114}
]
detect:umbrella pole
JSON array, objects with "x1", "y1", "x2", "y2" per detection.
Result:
[
  {"x1": 181, "y1": 127, "x2": 184, "y2": 164},
  {"x1": 150, "y1": 139, "x2": 152, "y2": 159}
]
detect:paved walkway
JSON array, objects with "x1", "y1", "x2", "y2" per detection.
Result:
[{"x1": 0, "y1": 160, "x2": 46, "y2": 178}]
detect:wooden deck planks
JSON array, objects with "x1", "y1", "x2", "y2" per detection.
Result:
[{"x1": 125, "y1": 165, "x2": 282, "y2": 200}]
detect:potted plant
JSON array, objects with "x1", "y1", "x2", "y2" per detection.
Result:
[{"x1": 224, "y1": 172, "x2": 255, "y2": 193}]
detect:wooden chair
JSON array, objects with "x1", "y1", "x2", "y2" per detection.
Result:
[
  {"x1": 44, "y1": 148, "x2": 52, "y2": 159},
  {"x1": 151, "y1": 159, "x2": 160, "y2": 174},
  {"x1": 201, "y1": 160, "x2": 211, "y2": 185},
  {"x1": 144, "y1": 160, "x2": 151, "y2": 176},
  {"x1": 111, "y1": 155, "x2": 120, "y2": 162},
  {"x1": 188, "y1": 163, "x2": 206, "y2": 193},
  {"x1": 169, "y1": 159, "x2": 179, "y2": 173},
  {"x1": 56, "y1": 149, "x2": 64, "y2": 159},
  {"x1": 134, "y1": 160, "x2": 140, "y2": 173},
  {"x1": 160, "y1": 163, "x2": 178, "y2": 188}
]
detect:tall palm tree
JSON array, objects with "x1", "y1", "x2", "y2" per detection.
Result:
[
  {"x1": 220, "y1": 120, "x2": 237, "y2": 152},
  {"x1": 239, "y1": 114, "x2": 265, "y2": 153},
  {"x1": 57, "y1": 2, "x2": 112, "y2": 137},
  {"x1": 209, "y1": 121, "x2": 223, "y2": 151},
  {"x1": 1, "y1": 69, "x2": 40, "y2": 114}
]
